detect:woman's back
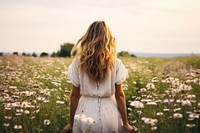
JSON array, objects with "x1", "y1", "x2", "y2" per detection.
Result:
[
  {"x1": 67, "y1": 58, "x2": 128, "y2": 132},
  {"x1": 68, "y1": 58, "x2": 127, "y2": 97}
]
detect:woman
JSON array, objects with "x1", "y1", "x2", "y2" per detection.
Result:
[{"x1": 62, "y1": 21, "x2": 134, "y2": 133}]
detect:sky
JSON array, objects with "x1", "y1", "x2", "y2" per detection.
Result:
[{"x1": 0, "y1": 0, "x2": 200, "y2": 54}]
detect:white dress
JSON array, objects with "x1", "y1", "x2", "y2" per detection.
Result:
[{"x1": 67, "y1": 58, "x2": 128, "y2": 133}]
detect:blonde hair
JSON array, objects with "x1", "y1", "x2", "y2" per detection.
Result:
[{"x1": 71, "y1": 21, "x2": 116, "y2": 82}]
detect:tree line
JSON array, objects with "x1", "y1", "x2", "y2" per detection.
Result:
[{"x1": 0, "y1": 42, "x2": 136, "y2": 57}]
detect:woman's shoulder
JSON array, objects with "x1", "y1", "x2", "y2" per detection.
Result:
[
  {"x1": 72, "y1": 57, "x2": 80, "y2": 65},
  {"x1": 115, "y1": 58, "x2": 123, "y2": 65},
  {"x1": 69, "y1": 58, "x2": 80, "y2": 69},
  {"x1": 116, "y1": 58, "x2": 122, "y2": 62},
  {"x1": 115, "y1": 58, "x2": 124, "y2": 69}
]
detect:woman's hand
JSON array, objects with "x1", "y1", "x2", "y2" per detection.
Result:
[
  {"x1": 124, "y1": 124, "x2": 135, "y2": 133},
  {"x1": 61, "y1": 123, "x2": 72, "y2": 133}
]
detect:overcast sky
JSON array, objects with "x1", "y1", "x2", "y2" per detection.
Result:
[{"x1": 0, "y1": 0, "x2": 200, "y2": 54}]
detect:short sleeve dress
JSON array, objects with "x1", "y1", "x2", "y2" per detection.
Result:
[{"x1": 67, "y1": 58, "x2": 128, "y2": 133}]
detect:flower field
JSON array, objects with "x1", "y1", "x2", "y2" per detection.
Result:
[{"x1": 0, "y1": 55, "x2": 200, "y2": 133}]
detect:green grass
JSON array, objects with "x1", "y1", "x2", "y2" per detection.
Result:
[{"x1": 0, "y1": 55, "x2": 200, "y2": 133}]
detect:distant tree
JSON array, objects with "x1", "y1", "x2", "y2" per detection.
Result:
[
  {"x1": 117, "y1": 51, "x2": 136, "y2": 57},
  {"x1": 32, "y1": 52, "x2": 37, "y2": 57},
  {"x1": 57, "y1": 43, "x2": 74, "y2": 57},
  {"x1": 22, "y1": 52, "x2": 26, "y2": 56},
  {"x1": 40, "y1": 52, "x2": 49, "y2": 57},
  {"x1": 51, "y1": 51, "x2": 58, "y2": 57},
  {"x1": 13, "y1": 52, "x2": 18, "y2": 55},
  {"x1": 0, "y1": 52, "x2": 3, "y2": 56},
  {"x1": 117, "y1": 51, "x2": 130, "y2": 57},
  {"x1": 131, "y1": 54, "x2": 136, "y2": 57},
  {"x1": 131, "y1": 54, "x2": 137, "y2": 57}
]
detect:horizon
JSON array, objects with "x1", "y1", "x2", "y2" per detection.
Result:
[
  {"x1": 0, "y1": 0, "x2": 200, "y2": 54},
  {"x1": 1, "y1": 51, "x2": 199, "y2": 58}
]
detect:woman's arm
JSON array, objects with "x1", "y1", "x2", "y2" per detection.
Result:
[
  {"x1": 115, "y1": 83, "x2": 128, "y2": 125},
  {"x1": 115, "y1": 83, "x2": 135, "y2": 133},
  {"x1": 70, "y1": 85, "x2": 81, "y2": 126},
  {"x1": 62, "y1": 85, "x2": 80, "y2": 133}
]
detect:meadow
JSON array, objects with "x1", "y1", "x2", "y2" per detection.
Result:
[{"x1": 0, "y1": 55, "x2": 200, "y2": 133}]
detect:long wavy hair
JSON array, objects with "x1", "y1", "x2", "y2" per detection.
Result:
[{"x1": 71, "y1": 21, "x2": 116, "y2": 82}]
